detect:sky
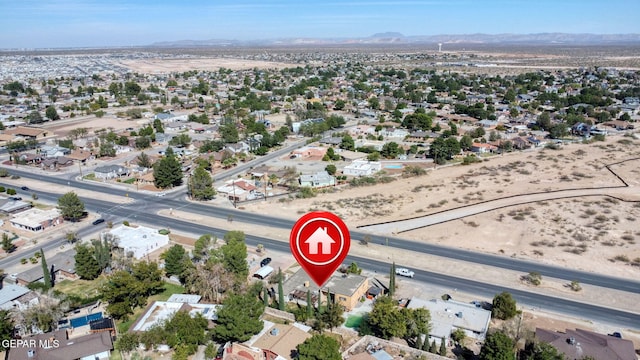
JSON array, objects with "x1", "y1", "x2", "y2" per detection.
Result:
[{"x1": 1, "y1": 0, "x2": 639, "y2": 49}]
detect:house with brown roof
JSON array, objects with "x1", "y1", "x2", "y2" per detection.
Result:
[
  {"x1": 535, "y1": 328, "x2": 636, "y2": 360},
  {"x1": 6, "y1": 328, "x2": 113, "y2": 360},
  {"x1": 66, "y1": 149, "x2": 95, "y2": 164},
  {"x1": 4, "y1": 126, "x2": 49, "y2": 140},
  {"x1": 249, "y1": 323, "x2": 312, "y2": 360}
]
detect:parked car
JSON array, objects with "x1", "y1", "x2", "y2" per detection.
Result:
[
  {"x1": 260, "y1": 257, "x2": 272, "y2": 267},
  {"x1": 92, "y1": 218, "x2": 105, "y2": 225},
  {"x1": 20, "y1": 186, "x2": 29, "y2": 191},
  {"x1": 395, "y1": 267, "x2": 415, "y2": 278},
  {"x1": 9, "y1": 197, "x2": 21, "y2": 201}
]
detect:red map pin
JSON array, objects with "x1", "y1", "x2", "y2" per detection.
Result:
[{"x1": 290, "y1": 211, "x2": 351, "y2": 287}]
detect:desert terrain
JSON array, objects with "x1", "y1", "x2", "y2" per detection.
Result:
[{"x1": 243, "y1": 134, "x2": 640, "y2": 280}]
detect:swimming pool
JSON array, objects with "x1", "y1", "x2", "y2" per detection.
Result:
[{"x1": 384, "y1": 164, "x2": 403, "y2": 169}]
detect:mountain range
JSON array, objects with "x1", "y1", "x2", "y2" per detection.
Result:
[{"x1": 149, "y1": 32, "x2": 640, "y2": 47}]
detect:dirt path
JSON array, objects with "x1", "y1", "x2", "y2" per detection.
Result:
[{"x1": 360, "y1": 186, "x2": 640, "y2": 234}]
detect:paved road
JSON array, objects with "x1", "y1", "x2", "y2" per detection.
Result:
[
  {"x1": 2, "y1": 185, "x2": 639, "y2": 328},
  {"x1": 3, "y1": 169, "x2": 640, "y2": 295}
]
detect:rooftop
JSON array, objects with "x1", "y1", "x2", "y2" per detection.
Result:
[
  {"x1": 536, "y1": 328, "x2": 637, "y2": 360},
  {"x1": 406, "y1": 298, "x2": 491, "y2": 339},
  {"x1": 10, "y1": 208, "x2": 61, "y2": 229},
  {"x1": 0, "y1": 284, "x2": 30, "y2": 309},
  {"x1": 131, "y1": 300, "x2": 219, "y2": 332},
  {"x1": 283, "y1": 268, "x2": 367, "y2": 298},
  {"x1": 250, "y1": 322, "x2": 312, "y2": 360}
]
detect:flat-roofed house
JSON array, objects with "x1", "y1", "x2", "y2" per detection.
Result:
[
  {"x1": 343, "y1": 160, "x2": 381, "y2": 177},
  {"x1": 406, "y1": 297, "x2": 491, "y2": 345},
  {"x1": 299, "y1": 171, "x2": 336, "y2": 188},
  {"x1": 10, "y1": 208, "x2": 63, "y2": 232},
  {"x1": 282, "y1": 268, "x2": 369, "y2": 311},
  {"x1": 108, "y1": 224, "x2": 169, "y2": 259}
]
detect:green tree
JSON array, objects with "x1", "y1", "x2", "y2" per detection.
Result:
[
  {"x1": 492, "y1": 292, "x2": 518, "y2": 320},
  {"x1": 114, "y1": 332, "x2": 139, "y2": 356},
  {"x1": 45, "y1": 106, "x2": 60, "y2": 120},
  {"x1": 389, "y1": 262, "x2": 396, "y2": 297},
  {"x1": 74, "y1": 243, "x2": 101, "y2": 280},
  {"x1": 192, "y1": 234, "x2": 213, "y2": 261},
  {"x1": 1, "y1": 233, "x2": 15, "y2": 253},
  {"x1": 480, "y1": 331, "x2": 515, "y2": 360},
  {"x1": 99, "y1": 141, "x2": 116, "y2": 157},
  {"x1": 459, "y1": 134, "x2": 473, "y2": 151},
  {"x1": 0, "y1": 310, "x2": 14, "y2": 350},
  {"x1": 536, "y1": 112, "x2": 552, "y2": 131},
  {"x1": 439, "y1": 337, "x2": 447, "y2": 356},
  {"x1": 57, "y1": 192, "x2": 85, "y2": 222},
  {"x1": 102, "y1": 261, "x2": 164, "y2": 320},
  {"x1": 137, "y1": 151, "x2": 153, "y2": 168},
  {"x1": 278, "y1": 268, "x2": 285, "y2": 310},
  {"x1": 132, "y1": 261, "x2": 164, "y2": 296},
  {"x1": 381, "y1": 142, "x2": 401, "y2": 159},
  {"x1": 153, "y1": 118, "x2": 164, "y2": 133},
  {"x1": 325, "y1": 164, "x2": 337, "y2": 175},
  {"x1": 40, "y1": 248, "x2": 51, "y2": 289},
  {"x1": 153, "y1": 147, "x2": 183, "y2": 188},
  {"x1": 366, "y1": 296, "x2": 406, "y2": 339},
  {"x1": 169, "y1": 133, "x2": 192, "y2": 148},
  {"x1": 549, "y1": 122, "x2": 568, "y2": 139},
  {"x1": 162, "y1": 244, "x2": 189, "y2": 279},
  {"x1": 320, "y1": 296, "x2": 344, "y2": 331},
  {"x1": 219, "y1": 122, "x2": 239, "y2": 143},
  {"x1": 521, "y1": 340, "x2": 564, "y2": 360},
  {"x1": 297, "y1": 334, "x2": 341, "y2": 360},
  {"x1": 212, "y1": 293, "x2": 265, "y2": 342},
  {"x1": 339, "y1": 134, "x2": 355, "y2": 151},
  {"x1": 101, "y1": 271, "x2": 142, "y2": 320},
  {"x1": 135, "y1": 136, "x2": 151, "y2": 149},
  {"x1": 164, "y1": 310, "x2": 208, "y2": 355},
  {"x1": 92, "y1": 237, "x2": 112, "y2": 271},
  {"x1": 451, "y1": 328, "x2": 466, "y2": 343},
  {"x1": 27, "y1": 110, "x2": 43, "y2": 124},
  {"x1": 124, "y1": 81, "x2": 142, "y2": 96},
  {"x1": 306, "y1": 290, "x2": 313, "y2": 319},
  {"x1": 190, "y1": 166, "x2": 215, "y2": 200},
  {"x1": 221, "y1": 231, "x2": 249, "y2": 277}
]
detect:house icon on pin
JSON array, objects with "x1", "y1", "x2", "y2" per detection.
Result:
[{"x1": 305, "y1": 227, "x2": 335, "y2": 255}]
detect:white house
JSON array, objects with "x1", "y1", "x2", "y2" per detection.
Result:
[
  {"x1": 108, "y1": 224, "x2": 170, "y2": 259},
  {"x1": 299, "y1": 171, "x2": 336, "y2": 188},
  {"x1": 407, "y1": 297, "x2": 491, "y2": 345},
  {"x1": 343, "y1": 160, "x2": 381, "y2": 177}
]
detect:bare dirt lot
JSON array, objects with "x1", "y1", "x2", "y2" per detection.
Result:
[
  {"x1": 243, "y1": 134, "x2": 640, "y2": 280},
  {"x1": 119, "y1": 58, "x2": 292, "y2": 73}
]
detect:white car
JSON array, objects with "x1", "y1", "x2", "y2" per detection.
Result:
[{"x1": 395, "y1": 268, "x2": 415, "y2": 278}]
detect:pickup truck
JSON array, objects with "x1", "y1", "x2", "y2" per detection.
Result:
[{"x1": 395, "y1": 268, "x2": 415, "y2": 278}]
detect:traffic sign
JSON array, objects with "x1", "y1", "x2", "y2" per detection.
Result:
[{"x1": 290, "y1": 211, "x2": 351, "y2": 287}]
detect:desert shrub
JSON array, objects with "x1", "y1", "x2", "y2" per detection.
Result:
[{"x1": 613, "y1": 255, "x2": 629, "y2": 262}]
